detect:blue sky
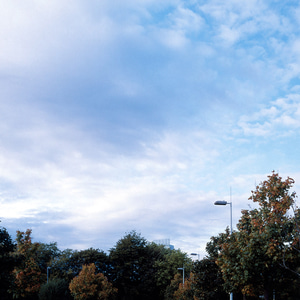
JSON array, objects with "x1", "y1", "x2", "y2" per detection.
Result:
[{"x1": 1, "y1": 0, "x2": 300, "y2": 256}]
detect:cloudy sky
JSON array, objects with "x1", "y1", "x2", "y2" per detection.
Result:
[{"x1": 1, "y1": 0, "x2": 300, "y2": 256}]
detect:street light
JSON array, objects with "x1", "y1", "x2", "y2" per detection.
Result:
[
  {"x1": 214, "y1": 200, "x2": 233, "y2": 300},
  {"x1": 177, "y1": 265, "x2": 185, "y2": 287},
  {"x1": 47, "y1": 267, "x2": 51, "y2": 283},
  {"x1": 190, "y1": 253, "x2": 200, "y2": 260},
  {"x1": 214, "y1": 200, "x2": 232, "y2": 234}
]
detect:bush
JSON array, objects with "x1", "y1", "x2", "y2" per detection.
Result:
[{"x1": 39, "y1": 278, "x2": 72, "y2": 300}]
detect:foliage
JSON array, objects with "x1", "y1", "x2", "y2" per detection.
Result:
[
  {"x1": 217, "y1": 172, "x2": 300, "y2": 299},
  {"x1": 205, "y1": 228, "x2": 230, "y2": 260},
  {"x1": 10, "y1": 229, "x2": 45, "y2": 299},
  {"x1": 173, "y1": 272, "x2": 197, "y2": 300},
  {"x1": 39, "y1": 278, "x2": 72, "y2": 300},
  {"x1": 50, "y1": 248, "x2": 109, "y2": 282},
  {"x1": 109, "y1": 231, "x2": 168, "y2": 300},
  {"x1": 154, "y1": 246, "x2": 192, "y2": 298},
  {"x1": 0, "y1": 226, "x2": 16, "y2": 299},
  {"x1": 192, "y1": 258, "x2": 227, "y2": 300},
  {"x1": 49, "y1": 249, "x2": 75, "y2": 281},
  {"x1": 69, "y1": 263, "x2": 117, "y2": 300},
  {"x1": 35, "y1": 242, "x2": 61, "y2": 274},
  {"x1": 164, "y1": 273, "x2": 183, "y2": 300},
  {"x1": 183, "y1": 230, "x2": 229, "y2": 300}
]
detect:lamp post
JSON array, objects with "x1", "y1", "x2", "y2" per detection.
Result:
[
  {"x1": 214, "y1": 199, "x2": 233, "y2": 300},
  {"x1": 47, "y1": 266, "x2": 51, "y2": 283},
  {"x1": 214, "y1": 200, "x2": 232, "y2": 234},
  {"x1": 177, "y1": 265, "x2": 185, "y2": 287},
  {"x1": 190, "y1": 253, "x2": 200, "y2": 260}
]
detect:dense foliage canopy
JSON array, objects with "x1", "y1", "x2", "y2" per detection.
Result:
[{"x1": 217, "y1": 172, "x2": 300, "y2": 300}]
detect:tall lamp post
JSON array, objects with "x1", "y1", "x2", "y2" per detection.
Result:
[
  {"x1": 214, "y1": 200, "x2": 232, "y2": 234},
  {"x1": 214, "y1": 199, "x2": 233, "y2": 300}
]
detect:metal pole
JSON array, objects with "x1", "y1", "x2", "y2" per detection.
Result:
[
  {"x1": 47, "y1": 267, "x2": 51, "y2": 283},
  {"x1": 230, "y1": 187, "x2": 233, "y2": 234},
  {"x1": 214, "y1": 191, "x2": 233, "y2": 300},
  {"x1": 230, "y1": 187, "x2": 233, "y2": 300},
  {"x1": 177, "y1": 266, "x2": 185, "y2": 287},
  {"x1": 230, "y1": 201, "x2": 232, "y2": 234}
]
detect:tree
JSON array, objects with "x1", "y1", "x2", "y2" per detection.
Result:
[
  {"x1": 39, "y1": 278, "x2": 72, "y2": 300},
  {"x1": 49, "y1": 249, "x2": 75, "y2": 281},
  {"x1": 154, "y1": 246, "x2": 192, "y2": 298},
  {"x1": 0, "y1": 226, "x2": 16, "y2": 299},
  {"x1": 164, "y1": 273, "x2": 183, "y2": 300},
  {"x1": 69, "y1": 263, "x2": 117, "y2": 300},
  {"x1": 109, "y1": 231, "x2": 165, "y2": 300},
  {"x1": 192, "y1": 258, "x2": 228, "y2": 300},
  {"x1": 50, "y1": 248, "x2": 109, "y2": 282},
  {"x1": 10, "y1": 229, "x2": 45, "y2": 299},
  {"x1": 181, "y1": 232, "x2": 228, "y2": 300},
  {"x1": 217, "y1": 172, "x2": 300, "y2": 300},
  {"x1": 35, "y1": 242, "x2": 61, "y2": 275},
  {"x1": 173, "y1": 272, "x2": 196, "y2": 300}
]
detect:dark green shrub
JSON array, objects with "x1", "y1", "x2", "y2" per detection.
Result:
[{"x1": 39, "y1": 278, "x2": 71, "y2": 300}]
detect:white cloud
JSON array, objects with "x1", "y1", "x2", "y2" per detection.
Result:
[
  {"x1": 0, "y1": 93, "x2": 221, "y2": 245},
  {"x1": 219, "y1": 25, "x2": 240, "y2": 44},
  {"x1": 238, "y1": 93, "x2": 300, "y2": 137},
  {"x1": 170, "y1": 6, "x2": 204, "y2": 33},
  {"x1": 198, "y1": 0, "x2": 295, "y2": 48}
]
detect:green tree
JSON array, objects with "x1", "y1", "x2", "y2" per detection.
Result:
[
  {"x1": 50, "y1": 248, "x2": 109, "y2": 282},
  {"x1": 69, "y1": 263, "x2": 117, "y2": 300},
  {"x1": 49, "y1": 249, "x2": 75, "y2": 281},
  {"x1": 154, "y1": 246, "x2": 192, "y2": 298},
  {"x1": 0, "y1": 226, "x2": 16, "y2": 299},
  {"x1": 187, "y1": 230, "x2": 228, "y2": 300},
  {"x1": 192, "y1": 258, "x2": 227, "y2": 300},
  {"x1": 168, "y1": 232, "x2": 229, "y2": 300},
  {"x1": 109, "y1": 231, "x2": 164, "y2": 300},
  {"x1": 35, "y1": 242, "x2": 61, "y2": 275},
  {"x1": 217, "y1": 172, "x2": 300, "y2": 300},
  {"x1": 39, "y1": 278, "x2": 72, "y2": 300}
]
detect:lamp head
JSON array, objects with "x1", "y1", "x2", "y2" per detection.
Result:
[{"x1": 214, "y1": 200, "x2": 228, "y2": 205}]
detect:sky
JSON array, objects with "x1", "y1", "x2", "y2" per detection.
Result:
[{"x1": 1, "y1": 0, "x2": 300, "y2": 257}]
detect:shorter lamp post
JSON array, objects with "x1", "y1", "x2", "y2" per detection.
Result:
[
  {"x1": 47, "y1": 267, "x2": 51, "y2": 283},
  {"x1": 190, "y1": 253, "x2": 200, "y2": 260},
  {"x1": 177, "y1": 265, "x2": 185, "y2": 287}
]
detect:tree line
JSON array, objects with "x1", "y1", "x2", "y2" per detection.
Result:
[{"x1": 0, "y1": 172, "x2": 300, "y2": 300}]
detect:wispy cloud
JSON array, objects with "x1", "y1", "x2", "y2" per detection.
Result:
[{"x1": 238, "y1": 93, "x2": 300, "y2": 136}]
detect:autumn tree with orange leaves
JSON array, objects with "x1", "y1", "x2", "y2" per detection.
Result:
[
  {"x1": 69, "y1": 263, "x2": 117, "y2": 300},
  {"x1": 10, "y1": 229, "x2": 45, "y2": 299},
  {"x1": 217, "y1": 172, "x2": 300, "y2": 300},
  {"x1": 173, "y1": 272, "x2": 198, "y2": 300}
]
